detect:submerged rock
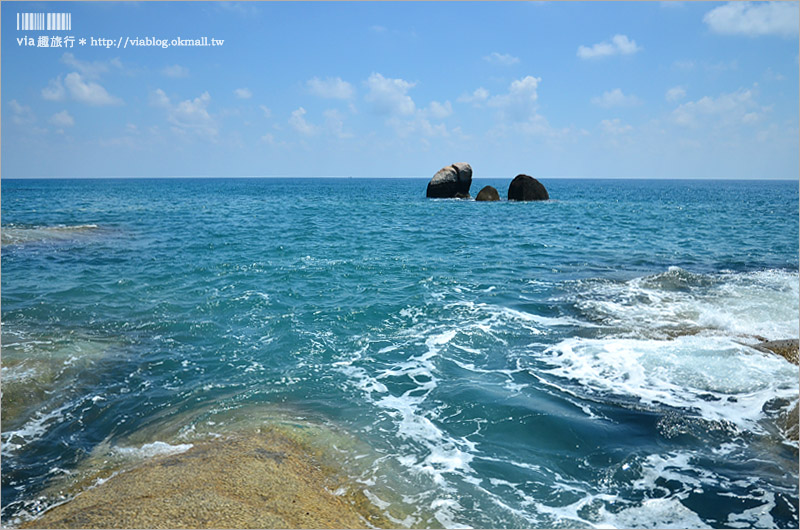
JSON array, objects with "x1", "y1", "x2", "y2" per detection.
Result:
[
  {"x1": 22, "y1": 426, "x2": 394, "y2": 529},
  {"x1": 426, "y1": 162, "x2": 472, "y2": 198},
  {"x1": 1, "y1": 224, "x2": 101, "y2": 246},
  {"x1": 782, "y1": 403, "x2": 799, "y2": 441},
  {"x1": 475, "y1": 186, "x2": 500, "y2": 202},
  {"x1": 1, "y1": 335, "x2": 116, "y2": 427},
  {"x1": 507, "y1": 174, "x2": 549, "y2": 201}
]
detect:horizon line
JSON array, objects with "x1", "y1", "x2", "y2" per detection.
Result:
[{"x1": 3, "y1": 175, "x2": 798, "y2": 182}]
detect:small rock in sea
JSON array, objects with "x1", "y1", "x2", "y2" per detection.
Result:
[
  {"x1": 426, "y1": 162, "x2": 472, "y2": 198},
  {"x1": 507, "y1": 174, "x2": 549, "y2": 201},
  {"x1": 475, "y1": 186, "x2": 500, "y2": 201}
]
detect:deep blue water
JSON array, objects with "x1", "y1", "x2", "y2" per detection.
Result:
[{"x1": 2, "y1": 178, "x2": 798, "y2": 528}]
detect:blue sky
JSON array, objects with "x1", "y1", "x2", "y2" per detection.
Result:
[{"x1": 2, "y1": 1, "x2": 798, "y2": 178}]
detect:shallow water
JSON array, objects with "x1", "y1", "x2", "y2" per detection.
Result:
[{"x1": 2, "y1": 178, "x2": 798, "y2": 528}]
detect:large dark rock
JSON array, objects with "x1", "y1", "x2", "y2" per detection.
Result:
[
  {"x1": 426, "y1": 163, "x2": 472, "y2": 198},
  {"x1": 475, "y1": 186, "x2": 499, "y2": 202},
  {"x1": 507, "y1": 174, "x2": 549, "y2": 201}
]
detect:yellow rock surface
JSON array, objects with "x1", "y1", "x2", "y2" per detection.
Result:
[{"x1": 23, "y1": 426, "x2": 393, "y2": 529}]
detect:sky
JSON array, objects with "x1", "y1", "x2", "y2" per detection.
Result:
[{"x1": 2, "y1": 1, "x2": 798, "y2": 179}]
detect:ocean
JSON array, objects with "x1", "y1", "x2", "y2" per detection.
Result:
[{"x1": 1, "y1": 177, "x2": 798, "y2": 528}]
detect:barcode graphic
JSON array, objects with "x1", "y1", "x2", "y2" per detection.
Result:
[{"x1": 16, "y1": 12, "x2": 71, "y2": 31}]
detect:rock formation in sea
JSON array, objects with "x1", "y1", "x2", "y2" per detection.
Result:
[
  {"x1": 475, "y1": 186, "x2": 500, "y2": 202},
  {"x1": 507, "y1": 174, "x2": 549, "y2": 201},
  {"x1": 426, "y1": 163, "x2": 472, "y2": 198}
]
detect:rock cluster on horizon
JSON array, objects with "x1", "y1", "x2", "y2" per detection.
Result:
[{"x1": 425, "y1": 164, "x2": 549, "y2": 202}]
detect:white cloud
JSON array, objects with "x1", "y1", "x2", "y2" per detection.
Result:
[
  {"x1": 665, "y1": 86, "x2": 687, "y2": 102},
  {"x1": 259, "y1": 105, "x2": 272, "y2": 118},
  {"x1": 600, "y1": 118, "x2": 633, "y2": 135},
  {"x1": 289, "y1": 107, "x2": 317, "y2": 135},
  {"x1": 323, "y1": 109, "x2": 352, "y2": 139},
  {"x1": 49, "y1": 110, "x2": 74, "y2": 127},
  {"x1": 364, "y1": 73, "x2": 416, "y2": 115},
  {"x1": 425, "y1": 100, "x2": 453, "y2": 119},
  {"x1": 706, "y1": 60, "x2": 738, "y2": 75},
  {"x1": 478, "y1": 76, "x2": 567, "y2": 138},
  {"x1": 672, "y1": 88, "x2": 766, "y2": 127},
  {"x1": 307, "y1": 77, "x2": 355, "y2": 99},
  {"x1": 386, "y1": 115, "x2": 449, "y2": 139},
  {"x1": 484, "y1": 52, "x2": 520, "y2": 66},
  {"x1": 370, "y1": 25, "x2": 387, "y2": 33},
  {"x1": 170, "y1": 92, "x2": 216, "y2": 137},
  {"x1": 488, "y1": 76, "x2": 542, "y2": 121},
  {"x1": 162, "y1": 64, "x2": 189, "y2": 78},
  {"x1": 63, "y1": 73, "x2": 122, "y2": 105},
  {"x1": 151, "y1": 89, "x2": 217, "y2": 138},
  {"x1": 234, "y1": 88, "x2": 252, "y2": 99},
  {"x1": 360, "y1": 75, "x2": 454, "y2": 138},
  {"x1": 763, "y1": 68, "x2": 785, "y2": 81},
  {"x1": 9, "y1": 100, "x2": 28, "y2": 113},
  {"x1": 457, "y1": 87, "x2": 490, "y2": 106},
  {"x1": 577, "y1": 34, "x2": 642, "y2": 59},
  {"x1": 61, "y1": 52, "x2": 120, "y2": 78},
  {"x1": 382, "y1": 101, "x2": 455, "y2": 139},
  {"x1": 592, "y1": 88, "x2": 641, "y2": 107},
  {"x1": 9, "y1": 100, "x2": 35, "y2": 125},
  {"x1": 216, "y1": 2, "x2": 260, "y2": 16},
  {"x1": 42, "y1": 77, "x2": 66, "y2": 101},
  {"x1": 704, "y1": 2, "x2": 799, "y2": 37},
  {"x1": 150, "y1": 88, "x2": 171, "y2": 108},
  {"x1": 742, "y1": 112, "x2": 760, "y2": 124}
]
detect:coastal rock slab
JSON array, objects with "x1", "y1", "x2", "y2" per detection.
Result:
[
  {"x1": 22, "y1": 428, "x2": 392, "y2": 529},
  {"x1": 507, "y1": 174, "x2": 549, "y2": 201},
  {"x1": 475, "y1": 186, "x2": 500, "y2": 202},
  {"x1": 754, "y1": 339, "x2": 799, "y2": 365},
  {"x1": 426, "y1": 163, "x2": 472, "y2": 198}
]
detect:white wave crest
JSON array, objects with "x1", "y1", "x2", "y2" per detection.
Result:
[
  {"x1": 568, "y1": 267, "x2": 799, "y2": 340},
  {"x1": 541, "y1": 335, "x2": 798, "y2": 431},
  {"x1": 112, "y1": 441, "x2": 194, "y2": 459}
]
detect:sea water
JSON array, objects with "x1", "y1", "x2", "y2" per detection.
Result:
[{"x1": 1, "y1": 177, "x2": 798, "y2": 528}]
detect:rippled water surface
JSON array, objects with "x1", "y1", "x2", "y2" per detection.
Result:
[{"x1": 2, "y1": 178, "x2": 798, "y2": 528}]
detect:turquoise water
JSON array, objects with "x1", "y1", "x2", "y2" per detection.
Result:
[{"x1": 2, "y1": 177, "x2": 798, "y2": 528}]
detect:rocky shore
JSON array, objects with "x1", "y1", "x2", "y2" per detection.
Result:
[
  {"x1": 753, "y1": 339, "x2": 799, "y2": 366},
  {"x1": 21, "y1": 424, "x2": 395, "y2": 529},
  {"x1": 754, "y1": 339, "x2": 799, "y2": 441}
]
